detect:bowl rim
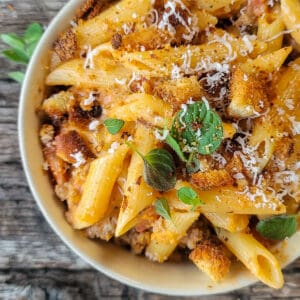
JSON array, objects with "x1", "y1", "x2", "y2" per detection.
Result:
[{"x1": 18, "y1": 0, "x2": 300, "y2": 296}]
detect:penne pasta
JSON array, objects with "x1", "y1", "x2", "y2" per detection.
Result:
[
  {"x1": 76, "y1": 0, "x2": 153, "y2": 48},
  {"x1": 115, "y1": 124, "x2": 158, "y2": 236},
  {"x1": 217, "y1": 229, "x2": 284, "y2": 289},
  {"x1": 146, "y1": 210, "x2": 200, "y2": 262},
  {"x1": 72, "y1": 144, "x2": 128, "y2": 229}
]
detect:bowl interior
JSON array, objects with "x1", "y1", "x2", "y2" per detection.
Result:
[{"x1": 19, "y1": 0, "x2": 300, "y2": 295}]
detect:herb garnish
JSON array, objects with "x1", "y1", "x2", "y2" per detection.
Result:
[
  {"x1": 126, "y1": 143, "x2": 176, "y2": 191},
  {"x1": 1, "y1": 23, "x2": 44, "y2": 83},
  {"x1": 154, "y1": 198, "x2": 172, "y2": 221},
  {"x1": 104, "y1": 118, "x2": 125, "y2": 134},
  {"x1": 177, "y1": 186, "x2": 204, "y2": 210},
  {"x1": 256, "y1": 215, "x2": 297, "y2": 240},
  {"x1": 170, "y1": 99, "x2": 223, "y2": 155}
]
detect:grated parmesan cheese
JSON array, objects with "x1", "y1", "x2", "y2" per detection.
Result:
[
  {"x1": 154, "y1": 129, "x2": 169, "y2": 141},
  {"x1": 289, "y1": 117, "x2": 300, "y2": 135},
  {"x1": 83, "y1": 92, "x2": 96, "y2": 106},
  {"x1": 108, "y1": 142, "x2": 120, "y2": 154},
  {"x1": 70, "y1": 151, "x2": 86, "y2": 168},
  {"x1": 89, "y1": 120, "x2": 100, "y2": 131}
]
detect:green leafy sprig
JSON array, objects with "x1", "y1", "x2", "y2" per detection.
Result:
[
  {"x1": 154, "y1": 198, "x2": 172, "y2": 221},
  {"x1": 126, "y1": 142, "x2": 176, "y2": 192},
  {"x1": 170, "y1": 100, "x2": 223, "y2": 155},
  {"x1": 104, "y1": 118, "x2": 125, "y2": 134},
  {"x1": 256, "y1": 215, "x2": 297, "y2": 240},
  {"x1": 1, "y1": 23, "x2": 44, "y2": 83},
  {"x1": 177, "y1": 186, "x2": 204, "y2": 210}
]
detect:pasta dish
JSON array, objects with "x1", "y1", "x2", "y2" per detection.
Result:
[{"x1": 39, "y1": 0, "x2": 300, "y2": 288}]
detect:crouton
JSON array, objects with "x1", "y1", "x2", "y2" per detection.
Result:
[
  {"x1": 189, "y1": 239, "x2": 231, "y2": 282},
  {"x1": 42, "y1": 91, "x2": 73, "y2": 117},
  {"x1": 191, "y1": 169, "x2": 234, "y2": 190},
  {"x1": 55, "y1": 130, "x2": 95, "y2": 164}
]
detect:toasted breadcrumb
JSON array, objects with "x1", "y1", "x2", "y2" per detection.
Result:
[
  {"x1": 54, "y1": 130, "x2": 94, "y2": 164},
  {"x1": 53, "y1": 29, "x2": 77, "y2": 62},
  {"x1": 189, "y1": 239, "x2": 231, "y2": 282},
  {"x1": 191, "y1": 169, "x2": 234, "y2": 190}
]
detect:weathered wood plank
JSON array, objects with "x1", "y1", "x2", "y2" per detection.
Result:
[{"x1": 1, "y1": 0, "x2": 300, "y2": 298}]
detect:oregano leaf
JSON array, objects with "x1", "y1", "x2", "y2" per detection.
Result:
[
  {"x1": 171, "y1": 99, "x2": 223, "y2": 155},
  {"x1": 256, "y1": 215, "x2": 297, "y2": 240},
  {"x1": 154, "y1": 198, "x2": 172, "y2": 221},
  {"x1": 104, "y1": 118, "x2": 125, "y2": 134},
  {"x1": 177, "y1": 186, "x2": 204, "y2": 210}
]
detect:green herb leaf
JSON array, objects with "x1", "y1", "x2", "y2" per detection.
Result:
[
  {"x1": 186, "y1": 153, "x2": 201, "y2": 174},
  {"x1": 1, "y1": 33, "x2": 25, "y2": 52},
  {"x1": 171, "y1": 100, "x2": 223, "y2": 155},
  {"x1": 154, "y1": 198, "x2": 172, "y2": 221},
  {"x1": 165, "y1": 134, "x2": 187, "y2": 162},
  {"x1": 104, "y1": 118, "x2": 125, "y2": 134},
  {"x1": 8, "y1": 71, "x2": 25, "y2": 83},
  {"x1": 177, "y1": 186, "x2": 204, "y2": 210},
  {"x1": 143, "y1": 148, "x2": 176, "y2": 191},
  {"x1": 24, "y1": 23, "x2": 43, "y2": 44},
  {"x1": 1, "y1": 49, "x2": 29, "y2": 64},
  {"x1": 256, "y1": 215, "x2": 297, "y2": 240},
  {"x1": 1, "y1": 23, "x2": 44, "y2": 83}
]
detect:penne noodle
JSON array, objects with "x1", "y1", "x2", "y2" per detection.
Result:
[
  {"x1": 72, "y1": 144, "x2": 128, "y2": 229},
  {"x1": 146, "y1": 210, "x2": 200, "y2": 262},
  {"x1": 217, "y1": 229, "x2": 284, "y2": 289}
]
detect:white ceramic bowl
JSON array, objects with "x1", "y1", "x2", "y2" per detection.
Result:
[{"x1": 19, "y1": 0, "x2": 300, "y2": 295}]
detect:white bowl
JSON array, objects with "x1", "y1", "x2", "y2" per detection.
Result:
[{"x1": 18, "y1": 0, "x2": 300, "y2": 295}]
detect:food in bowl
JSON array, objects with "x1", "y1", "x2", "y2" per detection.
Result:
[{"x1": 39, "y1": 0, "x2": 300, "y2": 289}]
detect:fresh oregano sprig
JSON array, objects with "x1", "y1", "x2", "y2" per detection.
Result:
[
  {"x1": 177, "y1": 186, "x2": 204, "y2": 210},
  {"x1": 126, "y1": 142, "x2": 176, "y2": 191},
  {"x1": 256, "y1": 215, "x2": 297, "y2": 240},
  {"x1": 104, "y1": 118, "x2": 125, "y2": 134},
  {"x1": 1, "y1": 22, "x2": 44, "y2": 83},
  {"x1": 154, "y1": 198, "x2": 172, "y2": 221},
  {"x1": 170, "y1": 99, "x2": 223, "y2": 155}
]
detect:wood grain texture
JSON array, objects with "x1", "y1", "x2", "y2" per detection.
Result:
[{"x1": 1, "y1": 0, "x2": 300, "y2": 299}]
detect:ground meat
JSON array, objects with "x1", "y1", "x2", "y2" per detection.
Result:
[
  {"x1": 86, "y1": 216, "x2": 117, "y2": 241},
  {"x1": 43, "y1": 145, "x2": 69, "y2": 185},
  {"x1": 40, "y1": 124, "x2": 55, "y2": 146},
  {"x1": 116, "y1": 229, "x2": 151, "y2": 255},
  {"x1": 180, "y1": 218, "x2": 212, "y2": 250}
]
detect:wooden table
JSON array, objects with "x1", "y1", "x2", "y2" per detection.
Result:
[{"x1": 1, "y1": 1, "x2": 300, "y2": 299}]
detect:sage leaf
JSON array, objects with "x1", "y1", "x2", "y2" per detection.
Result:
[
  {"x1": 177, "y1": 186, "x2": 204, "y2": 210},
  {"x1": 104, "y1": 118, "x2": 125, "y2": 134},
  {"x1": 154, "y1": 198, "x2": 172, "y2": 221},
  {"x1": 8, "y1": 71, "x2": 25, "y2": 83},
  {"x1": 143, "y1": 148, "x2": 176, "y2": 191},
  {"x1": 171, "y1": 99, "x2": 223, "y2": 155},
  {"x1": 256, "y1": 215, "x2": 297, "y2": 240}
]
